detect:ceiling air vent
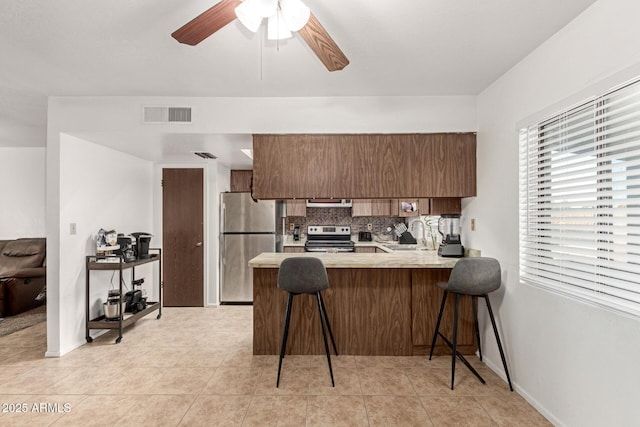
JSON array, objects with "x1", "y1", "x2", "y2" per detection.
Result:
[
  {"x1": 143, "y1": 106, "x2": 192, "y2": 123},
  {"x1": 194, "y1": 152, "x2": 217, "y2": 160}
]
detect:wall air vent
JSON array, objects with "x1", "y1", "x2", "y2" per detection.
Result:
[
  {"x1": 143, "y1": 106, "x2": 192, "y2": 123},
  {"x1": 194, "y1": 152, "x2": 217, "y2": 160}
]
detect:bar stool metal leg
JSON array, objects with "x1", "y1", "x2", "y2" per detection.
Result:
[
  {"x1": 318, "y1": 292, "x2": 338, "y2": 356},
  {"x1": 429, "y1": 291, "x2": 486, "y2": 389},
  {"x1": 277, "y1": 293, "x2": 294, "y2": 387},
  {"x1": 483, "y1": 295, "x2": 514, "y2": 392},
  {"x1": 429, "y1": 290, "x2": 448, "y2": 360},
  {"x1": 316, "y1": 292, "x2": 335, "y2": 387},
  {"x1": 472, "y1": 295, "x2": 482, "y2": 361},
  {"x1": 450, "y1": 293, "x2": 460, "y2": 390}
]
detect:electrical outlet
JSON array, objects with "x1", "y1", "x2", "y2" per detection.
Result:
[
  {"x1": 69, "y1": 223, "x2": 77, "y2": 235},
  {"x1": 471, "y1": 218, "x2": 476, "y2": 231},
  {"x1": 367, "y1": 223, "x2": 373, "y2": 231},
  {"x1": 289, "y1": 223, "x2": 295, "y2": 231}
]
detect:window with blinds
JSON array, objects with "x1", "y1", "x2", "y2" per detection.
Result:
[{"x1": 519, "y1": 77, "x2": 640, "y2": 315}]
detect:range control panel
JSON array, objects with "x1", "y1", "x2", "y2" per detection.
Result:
[{"x1": 307, "y1": 225, "x2": 351, "y2": 236}]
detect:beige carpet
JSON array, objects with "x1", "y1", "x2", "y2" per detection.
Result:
[{"x1": 0, "y1": 304, "x2": 46, "y2": 337}]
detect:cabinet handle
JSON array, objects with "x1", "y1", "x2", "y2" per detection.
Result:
[{"x1": 195, "y1": 242, "x2": 203, "y2": 247}]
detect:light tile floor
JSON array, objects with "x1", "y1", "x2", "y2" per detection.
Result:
[{"x1": 0, "y1": 306, "x2": 551, "y2": 426}]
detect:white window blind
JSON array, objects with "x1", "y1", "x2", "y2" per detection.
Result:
[{"x1": 519, "y1": 77, "x2": 640, "y2": 315}]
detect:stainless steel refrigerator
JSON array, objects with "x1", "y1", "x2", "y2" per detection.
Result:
[{"x1": 220, "y1": 193, "x2": 284, "y2": 303}]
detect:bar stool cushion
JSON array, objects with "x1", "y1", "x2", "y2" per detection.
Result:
[
  {"x1": 436, "y1": 257, "x2": 501, "y2": 296},
  {"x1": 278, "y1": 257, "x2": 329, "y2": 294}
]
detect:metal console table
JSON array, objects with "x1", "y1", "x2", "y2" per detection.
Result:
[{"x1": 85, "y1": 248, "x2": 162, "y2": 344}]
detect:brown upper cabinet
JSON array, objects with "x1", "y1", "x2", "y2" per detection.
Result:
[
  {"x1": 430, "y1": 198, "x2": 462, "y2": 215},
  {"x1": 252, "y1": 133, "x2": 476, "y2": 199},
  {"x1": 352, "y1": 199, "x2": 400, "y2": 217},
  {"x1": 285, "y1": 200, "x2": 307, "y2": 217},
  {"x1": 230, "y1": 170, "x2": 253, "y2": 192}
]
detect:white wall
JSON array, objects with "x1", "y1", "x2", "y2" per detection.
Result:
[
  {"x1": 467, "y1": 0, "x2": 640, "y2": 425},
  {"x1": 0, "y1": 147, "x2": 45, "y2": 239},
  {"x1": 48, "y1": 95, "x2": 477, "y2": 135},
  {"x1": 47, "y1": 134, "x2": 153, "y2": 356}
]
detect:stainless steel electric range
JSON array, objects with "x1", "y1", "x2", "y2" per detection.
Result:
[{"x1": 304, "y1": 225, "x2": 355, "y2": 253}]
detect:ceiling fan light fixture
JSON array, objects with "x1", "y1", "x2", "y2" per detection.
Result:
[
  {"x1": 172, "y1": 0, "x2": 349, "y2": 71},
  {"x1": 279, "y1": 0, "x2": 310, "y2": 31},
  {"x1": 267, "y1": 9, "x2": 292, "y2": 40},
  {"x1": 235, "y1": 0, "x2": 264, "y2": 32}
]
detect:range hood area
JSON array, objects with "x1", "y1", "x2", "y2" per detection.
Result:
[{"x1": 306, "y1": 199, "x2": 352, "y2": 208}]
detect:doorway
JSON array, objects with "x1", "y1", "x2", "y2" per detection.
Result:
[{"x1": 162, "y1": 168, "x2": 204, "y2": 306}]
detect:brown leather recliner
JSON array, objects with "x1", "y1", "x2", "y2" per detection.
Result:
[{"x1": 0, "y1": 238, "x2": 46, "y2": 317}]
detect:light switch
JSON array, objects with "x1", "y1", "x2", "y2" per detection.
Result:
[
  {"x1": 70, "y1": 223, "x2": 77, "y2": 235},
  {"x1": 470, "y1": 218, "x2": 476, "y2": 232}
]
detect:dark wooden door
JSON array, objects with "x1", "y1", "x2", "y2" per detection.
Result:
[{"x1": 162, "y1": 168, "x2": 204, "y2": 306}]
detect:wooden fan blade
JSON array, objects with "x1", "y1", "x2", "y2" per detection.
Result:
[
  {"x1": 298, "y1": 13, "x2": 349, "y2": 72},
  {"x1": 172, "y1": 0, "x2": 242, "y2": 46}
]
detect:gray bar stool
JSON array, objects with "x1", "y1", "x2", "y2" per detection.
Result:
[
  {"x1": 276, "y1": 257, "x2": 338, "y2": 387},
  {"x1": 429, "y1": 257, "x2": 513, "y2": 391}
]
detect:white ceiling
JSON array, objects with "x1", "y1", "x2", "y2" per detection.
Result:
[{"x1": 0, "y1": 0, "x2": 598, "y2": 166}]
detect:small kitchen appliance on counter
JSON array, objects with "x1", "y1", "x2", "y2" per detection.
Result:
[
  {"x1": 114, "y1": 234, "x2": 136, "y2": 262},
  {"x1": 104, "y1": 289, "x2": 125, "y2": 320},
  {"x1": 358, "y1": 231, "x2": 372, "y2": 242},
  {"x1": 125, "y1": 278, "x2": 148, "y2": 314},
  {"x1": 305, "y1": 225, "x2": 355, "y2": 252},
  {"x1": 130, "y1": 232, "x2": 152, "y2": 259},
  {"x1": 437, "y1": 214, "x2": 464, "y2": 257}
]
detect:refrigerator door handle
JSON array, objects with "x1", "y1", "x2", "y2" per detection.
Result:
[{"x1": 222, "y1": 204, "x2": 226, "y2": 231}]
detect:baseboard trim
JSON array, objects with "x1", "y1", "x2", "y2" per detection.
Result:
[{"x1": 482, "y1": 355, "x2": 564, "y2": 427}]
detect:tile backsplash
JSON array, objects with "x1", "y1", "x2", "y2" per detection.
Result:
[
  {"x1": 285, "y1": 208, "x2": 401, "y2": 237},
  {"x1": 285, "y1": 209, "x2": 444, "y2": 250}
]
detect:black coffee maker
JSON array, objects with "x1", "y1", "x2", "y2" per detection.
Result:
[
  {"x1": 130, "y1": 232, "x2": 152, "y2": 259},
  {"x1": 114, "y1": 234, "x2": 136, "y2": 262}
]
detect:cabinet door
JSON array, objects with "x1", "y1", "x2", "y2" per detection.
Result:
[
  {"x1": 230, "y1": 170, "x2": 253, "y2": 192},
  {"x1": 356, "y1": 199, "x2": 400, "y2": 217},
  {"x1": 253, "y1": 135, "x2": 339, "y2": 199},
  {"x1": 283, "y1": 247, "x2": 305, "y2": 253},
  {"x1": 286, "y1": 200, "x2": 306, "y2": 217},
  {"x1": 352, "y1": 199, "x2": 372, "y2": 216},
  {"x1": 371, "y1": 199, "x2": 390, "y2": 216},
  {"x1": 418, "y1": 199, "x2": 431, "y2": 215},
  {"x1": 389, "y1": 199, "x2": 399, "y2": 216},
  {"x1": 429, "y1": 198, "x2": 461, "y2": 215}
]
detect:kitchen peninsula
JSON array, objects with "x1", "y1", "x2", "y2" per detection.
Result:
[{"x1": 249, "y1": 251, "x2": 478, "y2": 356}]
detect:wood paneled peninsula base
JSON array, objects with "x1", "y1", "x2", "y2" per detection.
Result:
[{"x1": 249, "y1": 252, "x2": 478, "y2": 356}]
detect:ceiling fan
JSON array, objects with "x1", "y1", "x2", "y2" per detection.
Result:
[{"x1": 172, "y1": 0, "x2": 349, "y2": 72}]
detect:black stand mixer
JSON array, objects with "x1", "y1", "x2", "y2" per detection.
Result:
[{"x1": 437, "y1": 213, "x2": 465, "y2": 257}]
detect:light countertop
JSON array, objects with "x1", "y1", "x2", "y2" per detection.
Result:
[{"x1": 248, "y1": 251, "x2": 460, "y2": 269}]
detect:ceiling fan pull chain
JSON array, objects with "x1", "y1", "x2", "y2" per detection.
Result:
[{"x1": 276, "y1": 1, "x2": 281, "y2": 51}]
